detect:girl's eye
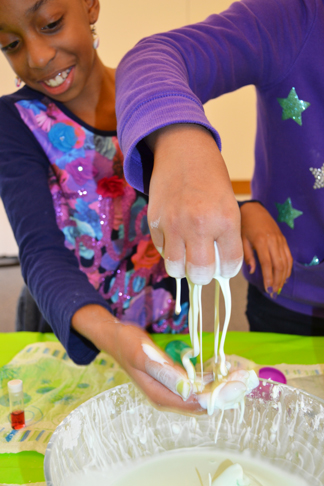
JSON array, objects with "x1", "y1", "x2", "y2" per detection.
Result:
[
  {"x1": 1, "y1": 40, "x2": 19, "y2": 53},
  {"x1": 42, "y1": 16, "x2": 63, "y2": 31}
]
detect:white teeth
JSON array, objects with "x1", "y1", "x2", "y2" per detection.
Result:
[{"x1": 44, "y1": 68, "x2": 71, "y2": 87}]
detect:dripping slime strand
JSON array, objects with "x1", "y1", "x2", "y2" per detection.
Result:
[
  {"x1": 175, "y1": 278, "x2": 182, "y2": 315},
  {"x1": 214, "y1": 279, "x2": 220, "y2": 370},
  {"x1": 173, "y1": 241, "x2": 258, "y2": 418}
]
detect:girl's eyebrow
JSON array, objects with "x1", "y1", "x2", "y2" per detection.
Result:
[
  {"x1": 26, "y1": 0, "x2": 52, "y2": 16},
  {"x1": 0, "y1": 0, "x2": 52, "y2": 30}
]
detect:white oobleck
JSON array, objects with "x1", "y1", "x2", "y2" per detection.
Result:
[
  {"x1": 44, "y1": 381, "x2": 324, "y2": 486},
  {"x1": 59, "y1": 448, "x2": 308, "y2": 486}
]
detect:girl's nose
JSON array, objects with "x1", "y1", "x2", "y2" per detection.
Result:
[{"x1": 26, "y1": 37, "x2": 56, "y2": 69}]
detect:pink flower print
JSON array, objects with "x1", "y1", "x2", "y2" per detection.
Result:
[
  {"x1": 35, "y1": 111, "x2": 54, "y2": 132},
  {"x1": 123, "y1": 287, "x2": 173, "y2": 328},
  {"x1": 65, "y1": 157, "x2": 98, "y2": 186},
  {"x1": 96, "y1": 175, "x2": 125, "y2": 198},
  {"x1": 47, "y1": 103, "x2": 64, "y2": 121},
  {"x1": 92, "y1": 151, "x2": 114, "y2": 182},
  {"x1": 131, "y1": 238, "x2": 161, "y2": 270},
  {"x1": 87, "y1": 270, "x2": 104, "y2": 290}
]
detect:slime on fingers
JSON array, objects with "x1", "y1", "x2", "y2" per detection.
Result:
[
  {"x1": 177, "y1": 242, "x2": 259, "y2": 421},
  {"x1": 142, "y1": 343, "x2": 191, "y2": 400}
]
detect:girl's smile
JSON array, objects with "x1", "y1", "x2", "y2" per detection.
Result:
[
  {"x1": 0, "y1": 0, "x2": 105, "y2": 109},
  {"x1": 39, "y1": 65, "x2": 75, "y2": 95}
]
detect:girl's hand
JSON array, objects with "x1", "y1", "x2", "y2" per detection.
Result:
[
  {"x1": 146, "y1": 124, "x2": 243, "y2": 284},
  {"x1": 72, "y1": 305, "x2": 201, "y2": 412},
  {"x1": 113, "y1": 323, "x2": 201, "y2": 411},
  {"x1": 240, "y1": 202, "x2": 293, "y2": 297}
]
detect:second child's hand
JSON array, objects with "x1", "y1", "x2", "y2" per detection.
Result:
[
  {"x1": 71, "y1": 304, "x2": 201, "y2": 412},
  {"x1": 240, "y1": 201, "x2": 293, "y2": 297},
  {"x1": 146, "y1": 124, "x2": 243, "y2": 284}
]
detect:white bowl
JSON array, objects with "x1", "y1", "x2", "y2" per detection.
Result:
[{"x1": 44, "y1": 381, "x2": 324, "y2": 485}]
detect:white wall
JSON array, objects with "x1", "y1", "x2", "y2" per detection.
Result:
[{"x1": 0, "y1": 0, "x2": 255, "y2": 255}]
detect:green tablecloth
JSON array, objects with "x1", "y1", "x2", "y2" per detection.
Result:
[{"x1": 0, "y1": 331, "x2": 323, "y2": 484}]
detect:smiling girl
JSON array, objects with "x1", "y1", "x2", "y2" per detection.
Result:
[{"x1": 0, "y1": 0, "x2": 198, "y2": 411}]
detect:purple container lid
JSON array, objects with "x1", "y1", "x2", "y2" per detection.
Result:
[{"x1": 258, "y1": 366, "x2": 287, "y2": 384}]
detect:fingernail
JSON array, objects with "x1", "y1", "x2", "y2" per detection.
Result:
[
  {"x1": 186, "y1": 262, "x2": 214, "y2": 285},
  {"x1": 176, "y1": 379, "x2": 191, "y2": 401},
  {"x1": 272, "y1": 292, "x2": 278, "y2": 300},
  {"x1": 165, "y1": 258, "x2": 186, "y2": 279},
  {"x1": 247, "y1": 264, "x2": 252, "y2": 274},
  {"x1": 278, "y1": 287, "x2": 282, "y2": 295},
  {"x1": 267, "y1": 287, "x2": 273, "y2": 294},
  {"x1": 285, "y1": 278, "x2": 289, "y2": 284}
]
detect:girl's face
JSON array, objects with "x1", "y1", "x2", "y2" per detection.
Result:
[{"x1": 0, "y1": 0, "x2": 100, "y2": 103}]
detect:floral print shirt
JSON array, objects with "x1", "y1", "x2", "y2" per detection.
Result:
[{"x1": 14, "y1": 95, "x2": 188, "y2": 334}]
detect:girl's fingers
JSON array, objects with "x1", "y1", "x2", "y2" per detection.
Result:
[
  {"x1": 269, "y1": 236, "x2": 292, "y2": 294},
  {"x1": 162, "y1": 232, "x2": 186, "y2": 279},
  {"x1": 215, "y1": 226, "x2": 243, "y2": 279},
  {"x1": 149, "y1": 222, "x2": 164, "y2": 257},
  {"x1": 253, "y1": 241, "x2": 274, "y2": 294},
  {"x1": 268, "y1": 244, "x2": 284, "y2": 294},
  {"x1": 242, "y1": 236, "x2": 256, "y2": 274},
  {"x1": 185, "y1": 236, "x2": 216, "y2": 285},
  {"x1": 143, "y1": 359, "x2": 192, "y2": 400},
  {"x1": 131, "y1": 367, "x2": 202, "y2": 412},
  {"x1": 128, "y1": 337, "x2": 201, "y2": 411},
  {"x1": 116, "y1": 326, "x2": 200, "y2": 410},
  {"x1": 240, "y1": 202, "x2": 293, "y2": 297}
]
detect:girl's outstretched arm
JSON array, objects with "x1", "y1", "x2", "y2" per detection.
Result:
[
  {"x1": 116, "y1": 0, "x2": 304, "y2": 283},
  {"x1": 71, "y1": 304, "x2": 202, "y2": 412}
]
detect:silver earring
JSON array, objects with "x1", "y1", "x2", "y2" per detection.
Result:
[
  {"x1": 15, "y1": 76, "x2": 22, "y2": 88},
  {"x1": 91, "y1": 24, "x2": 100, "y2": 49}
]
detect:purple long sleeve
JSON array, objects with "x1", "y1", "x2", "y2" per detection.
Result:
[
  {"x1": 116, "y1": 0, "x2": 312, "y2": 192},
  {"x1": 116, "y1": 0, "x2": 324, "y2": 317}
]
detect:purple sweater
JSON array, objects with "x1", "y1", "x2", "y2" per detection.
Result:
[{"x1": 116, "y1": 0, "x2": 324, "y2": 318}]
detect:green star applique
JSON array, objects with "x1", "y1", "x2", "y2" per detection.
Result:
[
  {"x1": 304, "y1": 256, "x2": 320, "y2": 266},
  {"x1": 277, "y1": 87, "x2": 310, "y2": 126},
  {"x1": 310, "y1": 164, "x2": 324, "y2": 189},
  {"x1": 275, "y1": 198, "x2": 303, "y2": 229}
]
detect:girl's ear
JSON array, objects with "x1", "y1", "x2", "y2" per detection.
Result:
[{"x1": 83, "y1": 0, "x2": 100, "y2": 24}]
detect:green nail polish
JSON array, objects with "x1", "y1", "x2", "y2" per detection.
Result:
[{"x1": 176, "y1": 379, "x2": 190, "y2": 400}]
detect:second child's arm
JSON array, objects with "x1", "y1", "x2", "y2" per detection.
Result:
[
  {"x1": 116, "y1": 0, "x2": 304, "y2": 279},
  {"x1": 146, "y1": 124, "x2": 243, "y2": 282}
]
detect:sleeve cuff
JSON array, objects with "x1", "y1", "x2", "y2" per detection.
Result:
[
  {"x1": 56, "y1": 297, "x2": 113, "y2": 366},
  {"x1": 238, "y1": 199, "x2": 263, "y2": 208},
  {"x1": 118, "y1": 94, "x2": 221, "y2": 194}
]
